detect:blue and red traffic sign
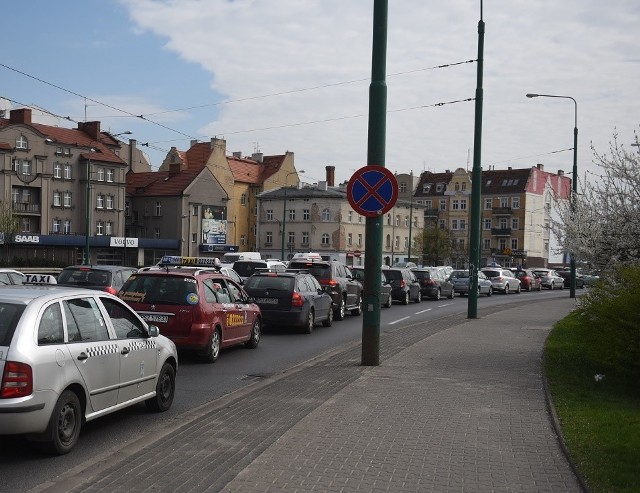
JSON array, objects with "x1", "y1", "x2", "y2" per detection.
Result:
[{"x1": 347, "y1": 165, "x2": 398, "y2": 217}]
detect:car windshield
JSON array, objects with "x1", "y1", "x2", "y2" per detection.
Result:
[
  {"x1": 57, "y1": 268, "x2": 111, "y2": 286},
  {"x1": 351, "y1": 269, "x2": 365, "y2": 282},
  {"x1": 244, "y1": 276, "x2": 293, "y2": 291},
  {"x1": 449, "y1": 271, "x2": 469, "y2": 279},
  {"x1": 120, "y1": 275, "x2": 198, "y2": 305},
  {"x1": 288, "y1": 263, "x2": 331, "y2": 279},
  {"x1": 0, "y1": 302, "x2": 26, "y2": 346},
  {"x1": 383, "y1": 270, "x2": 403, "y2": 280},
  {"x1": 233, "y1": 261, "x2": 267, "y2": 277},
  {"x1": 412, "y1": 271, "x2": 430, "y2": 280},
  {"x1": 483, "y1": 270, "x2": 501, "y2": 278}
]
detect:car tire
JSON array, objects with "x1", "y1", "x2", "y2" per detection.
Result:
[
  {"x1": 504, "y1": 284, "x2": 510, "y2": 295},
  {"x1": 448, "y1": 289, "x2": 454, "y2": 300},
  {"x1": 351, "y1": 295, "x2": 363, "y2": 316},
  {"x1": 384, "y1": 292, "x2": 393, "y2": 308},
  {"x1": 402, "y1": 291, "x2": 410, "y2": 305},
  {"x1": 560, "y1": 281, "x2": 564, "y2": 290},
  {"x1": 201, "y1": 327, "x2": 221, "y2": 363},
  {"x1": 322, "y1": 305, "x2": 334, "y2": 327},
  {"x1": 304, "y1": 309, "x2": 315, "y2": 334},
  {"x1": 550, "y1": 281, "x2": 554, "y2": 290},
  {"x1": 245, "y1": 319, "x2": 261, "y2": 348},
  {"x1": 146, "y1": 362, "x2": 176, "y2": 412},
  {"x1": 414, "y1": 290, "x2": 422, "y2": 303},
  {"x1": 43, "y1": 390, "x2": 82, "y2": 455},
  {"x1": 334, "y1": 298, "x2": 346, "y2": 321},
  {"x1": 516, "y1": 284, "x2": 521, "y2": 294},
  {"x1": 538, "y1": 283, "x2": 542, "y2": 291},
  {"x1": 527, "y1": 284, "x2": 532, "y2": 292},
  {"x1": 487, "y1": 286, "x2": 493, "y2": 297},
  {"x1": 433, "y1": 289, "x2": 441, "y2": 301}
]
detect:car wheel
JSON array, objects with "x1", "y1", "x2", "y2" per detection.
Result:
[
  {"x1": 527, "y1": 283, "x2": 532, "y2": 292},
  {"x1": 43, "y1": 390, "x2": 82, "y2": 455},
  {"x1": 402, "y1": 290, "x2": 410, "y2": 305},
  {"x1": 538, "y1": 283, "x2": 542, "y2": 291},
  {"x1": 304, "y1": 309, "x2": 315, "y2": 334},
  {"x1": 245, "y1": 319, "x2": 261, "y2": 348},
  {"x1": 550, "y1": 281, "x2": 554, "y2": 290},
  {"x1": 146, "y1": 362, "x2": 176, "y2": 412},
  {"x1": 201, "y1": 327, "x2": 221, "y2": 363},
  {"x1": 351, "y1": 295, "x2": 363, "y2": 315},
  {"x1": 448, "y1": 288, "x2": 454, "y2": 300},
  {"x1": 322, "y1": 305, "x2": 334, "y2": 326},
  {"x1": 433, "y1": 289, "x2": 441, "y2": 301},
  {"x1": 560, "y1": 281, "x2": 564, "y2": 290},
  {"x1": 487, "y1": 286, "x2": 493, "y2": 297},
  {"x1": 504, "y1": 284, "x2": 510, "y2": 295},
  {"x1": 384, "y1": 292, "x2": 392, "y2": 308},
  {"x1": 516, "y1": 283, "x2": 521, "y2": 294},
  {"x1": 334, "y1": 298, "x2": 346, "y2": 320},
  {"x1": 415, "y1": 290, "x2": 422, "y2": 303}
]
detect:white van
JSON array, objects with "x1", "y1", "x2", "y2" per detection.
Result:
[{"x1": 221, "y1": 252, "x2": 261, "y2": 265}]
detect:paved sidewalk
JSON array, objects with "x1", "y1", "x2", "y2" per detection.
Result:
[{"x1": 37, "y1": 297, "x2": 584, "y2": 493}]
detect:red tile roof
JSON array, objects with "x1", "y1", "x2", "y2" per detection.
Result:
[{"x1": 127, "y1": 167, "x2": 208, "y2": 196}]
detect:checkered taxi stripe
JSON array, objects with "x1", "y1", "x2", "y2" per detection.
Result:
[
  {"x1": 86, "y1": 344, "x2": 119, "y2": 357},
  {"x1": 127, "y1": 339, "x2": 157, "y2": 352}
]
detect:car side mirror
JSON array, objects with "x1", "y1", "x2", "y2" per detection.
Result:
[
  {"x1": 317, "y1": 288, "x2": 324, "y2": 295},
  {"x1": 148, "y1": 325, "x2": 160, "y2": 337}
]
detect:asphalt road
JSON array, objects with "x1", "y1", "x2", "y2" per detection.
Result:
[{"x1": 0, "y1": 287, "x2": 575, "y2": 493}]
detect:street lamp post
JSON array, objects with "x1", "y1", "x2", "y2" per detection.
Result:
[
  {"x1": 526, "y1": 93, "x2": 578, "y2": 298},
  {"x1": 84, "y1": 147, "x2": 95, "y2": 265},
  {"x1": 281, "y1": 170, "x2": 304, "y2": 261}
]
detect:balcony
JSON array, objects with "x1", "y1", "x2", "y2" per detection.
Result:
[
  {"x1": 12, "y1": 202, "x2": 41, "y2": 214},
  {"x1": 492, "y1": 206, "x2": 512, "y2": 215},
  {"x1": 491, "y1": 228, "x2": 511, "y2": 236},
  {"x1": 424, "y1": 208, "x2": 439, "y2": 217}
]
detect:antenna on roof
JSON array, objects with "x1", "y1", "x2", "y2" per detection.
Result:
[
  {"x1": 253, "y1": 141, "x2": 261, "y2": 153},
  {"x1": 466, "y1": 148, "x2": 471, "y2": 171}
]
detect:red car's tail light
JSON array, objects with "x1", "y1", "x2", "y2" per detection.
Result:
[
  {"x1": 291, "y1": 291, "x2": 304, "y2": 307},
  {"x1": 319, "y1": 279, "x2": 338, "y2": 287},
  {"x1": 1, "y1": 361, "x2": 33, "y2": 398},
  {"x1": 104, "y1": 286, "x2": 118, "y2": 295},
  {"x1": 399, "y1": 280, "x2": 406, "y2": 288}
]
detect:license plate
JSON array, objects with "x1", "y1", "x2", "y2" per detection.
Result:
[
  {"x1": 141, "y1": 314, "x2": 169, "y2": 323},
  {"x1": 256, "y1": 297, "x2": 279, "y2": 304}
]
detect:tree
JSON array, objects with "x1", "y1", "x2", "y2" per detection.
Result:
[
  {"x1": 552, "y1": 127, "x2": 640, "y2": 270},
  {"x1": 418, "y1": 225, "x2": 451, "y2": 266},
  {"x1": 0, "y1": 201, "x2": 21, "y2": 263}
]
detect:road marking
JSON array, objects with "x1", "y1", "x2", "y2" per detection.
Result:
[
  {"x1": 415, "y1": 308, "x2": 432, "y2": 314},
  {"x1": 437, "y1": 302, "x2": 454, "y2": 308},
  {"x1": 389, "y1": 316, "x2": 410, "y2": 325}
]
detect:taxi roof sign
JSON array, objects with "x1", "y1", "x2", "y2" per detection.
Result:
[{"x1": 158, "y1": 256, "x2": 221, "y2": 268}]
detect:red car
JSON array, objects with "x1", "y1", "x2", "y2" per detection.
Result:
[
  {"x1": 514, "y1": 269, "x2": 542, "y2": 292},
  {"x1": 119, "y1": 256, "x2": 261, "y2": 362}
]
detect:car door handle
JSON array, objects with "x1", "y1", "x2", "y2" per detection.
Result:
[
  {"x1": 77, "y1": 352, "x2": 88, "y2": 361},
  {"x1": 121, "y1": 347, "x2": 130, "y2": 355}
]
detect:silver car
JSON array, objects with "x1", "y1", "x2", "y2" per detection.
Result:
[
  {"x1": 481, "y1": 268, "x2": 521, "y2": 294},
  {"x1": 531, "y1": 268, "x2": 565, "y2": 290},
  {"x1": 0, "y1": 286, "x2": 178, "y2": 455},
  {"x1": 449, "y1": 270, "x2": 493, "y2": 297}
]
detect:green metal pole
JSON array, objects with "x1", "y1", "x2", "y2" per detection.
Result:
[
  {"x1": 468, "y1": 5, "x2": 485, "y2": 319},
  {"x1": 84, "y1": 155, "x2": 92, "y2": 265},
  {"x1": 361, "y1": 0, "x2": 388, "y2": 366},
  {"x1": 570, "y1": 120, "x2": 577, "y2": 298},
  {"x1": 408, "y1": 172, "x2": 413, "y2": 262}
]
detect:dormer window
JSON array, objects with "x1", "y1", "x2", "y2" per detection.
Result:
[
  {"x1": 422, "y1": 183, "x2": 432, "y2": 193},
  {"x1": 436, "y1": 184, "x2": 444, "y2": 192},
  {"x1": 16, "y1": 135, "x2": 28, "y2": 150}
]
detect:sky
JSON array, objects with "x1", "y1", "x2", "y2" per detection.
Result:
[{"x1": 2, "y1": 0, "x2": 639, "y2": 187}]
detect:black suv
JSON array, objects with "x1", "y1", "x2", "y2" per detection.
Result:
[
  {"x1": 56, "y1": 265, "x2": 138, "y2": 295},
  {"x1": 243, "y1": 270, "x2": 333, "y2": 333},
  {"x1": 382, "y1": 268, "x2": 421, "y2": 304},
  {"x1": 287, "y1": 258, "x2": 363, "y2": 320}
]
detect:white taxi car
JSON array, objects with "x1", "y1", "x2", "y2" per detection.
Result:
[{"x1": 0, "y1": 286, "x2": 178, "y2": 455}]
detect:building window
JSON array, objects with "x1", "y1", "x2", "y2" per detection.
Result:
[
  {"x1": 106, "y1": 169, "x2": 114, "y2": 182},
  {"x1": 511, "y1": 239, "x2": 518, "y2": 250},
  {"x1": 241, "y1": 234, "x2": 247, "y2": 245},
  {"x1": 404, "y1": 216, "x2": 409, "y2": 227},
  {"x1": 347, "y1": 233, "x2": 352, "y2": 246},
  {"x1": 386, "y1": 235, "x2": 391, "y2": 248},
  {"x1": 96, "y1": 194, "x2": 104, "y2": 209},
  {"x1": 322, "y1": 208, "x2": 330, "y2": 221},
  {"x1": 400, "y1": 182, "x2": 407, "y2": 193},
  {"x1": 499, "y1": 218, "x2": 508, "y2": 229},
  {"x1": 321, "y1": 233, "x2": 330, "y2": 245},
  {"x1": 240, "y1": 193, "x2": 247, "y2": 206},
  {"x1": 191, "y1": 232, "x2": 197, "y2": 243},
  {"x1": 483, "y1": 238, "x2": 491, "y2": 249},
  {"x1": 266, "y1": 232, "x2": 273, "y2": 244},
  {"x1": 404, "y1": 237, "x2": 408, "y2": 248},
  {"x1": 500, "y1": 197, "x2": 508, "y2": 207},
  {"x1": 357, "y1": 234, "x2": 362, "y2": 246},
  {"x1": 154, "y1": 228, "x2": 160, "y2": 239},
  {"x1": 302, "y1": 232, "x2": 309, "y2": 244},
  {"x1": 303, "y1": 209, "x2": 310, "y2": 220},
  {"x1": 452, "y1": 199, "x2": 459, "y2": 210},
  {"x1": 462, "y1": 183, "x2": 467, "y2": 191},
  {"x1": 348, "y1": 211, "x2": 353, "y2": 222},
  {"x1": 63, "y1": 192, "x2": 72, "y2": 207},
  {"x1": 511, "y1": 218, "x2": 519, "y2": 230},
  {"x1": 395, "y1": 215, "x2": 400, "y2": 227},
  {"x1": 439, "y1": 200, "x2": 446, "y2": 211},
  {"x1": 155, "y1": 201, "x2": 161, "y2": 216},
  {"x1": 96, "y1": 221, "x2": 104, "y2": 236},
  {"x1": 454, "y1": 183, "x2": 460, "y2": 191},
  {"x1": 387, "y1": 214, "x2": 391, "y2": 226},
  {"x1": 459, "y1": 219, "x2": 466, "y2": 230},
  {"x1": 458, "y1": 238, "x2": 465, "y2": 249},
  {"x1": 63, "y1": 220, "x2": 71, "y2": 234},
  {"x1": 53, "y1": 192, "x2": 62, "y2": 207},
  {"x1": 52, "y1": 219, "x2": 61, "y2": 233},
  {"x1": 54, "y1": 163, "x2": 62, "y2": 178},
  {"x1": 512, "y1": 197, "x2": 520, "y2": 209},
  {"x1": 267, "y1": 209, "x2": 273, "y2": 220},
  {"x1": 64, "y1": 164, "x2": 72, "y2": 179},
  {"x1": 21, "y1": 218, "x2": 31, "y2": 233},
  {"x1": 97, "y1": 168, "x2": 105, "y2": 181},
  {"x1": 105, "y1": 221, "x2": 113, "y2": 236},
  {"x1": 358, "y1": 215, "x2": 363, "y2": 223},
  {"x1": 395, "y1": 236, "x2": 400, "y2": 248},
  {"x1": 460, "y1": 199, "x2": 467, "y2": 210},
  {"x1": 484, "y1": 198, "x2": 492, "y2": 210},
  {"x1": 106, "y1": 195, "x2": 114, "y2": 210},
  {"x1": 422, "y1": 183, "x2": 432, "y2": 193},
  {"x1": 484, "y1": 218, "x2": 492, "y2": 230},
  {"x1": 452, "y1": 219, "x2": 458, "y2": 230},
  {"x1": 16, "y1": 135, "x2": 28, "y2": 149},
  {"x1": 288, "y1": 209, "x2": 295, "y2": 221},
  {"x1": 439, "y1": 219, "x2": 446, "y2": 230},
  {"x1": 287, "y1": 232, "x2": 295, "y2": 244},
  {"x1": 499, "y1": 238, "x2": 507, "y2": 250}
]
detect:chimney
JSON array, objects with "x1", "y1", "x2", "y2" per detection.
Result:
[
  {"x1": 78, "y1": 121, "x2": 101, "y2": 140},
  {"x1": 536, "y1": 163, "x2": 544, "y2": 171},
  {"x1": 508, "y1": 166, "x2": 512, "y2": 171},
  {"x1": 10, "y1": 108, "x2": 32, "y2": 125},
  {"x1": 325, "y1": 165, "x2": 335, "y2": 187},
  {"x1": 252, "y1": 152, "x2": 263, "y2": 163},
  {"x1": 557, "y1": 169, "x2": 564, "y2": 176},
  {"x1": 232, "y1": 152, "x2": 242, "y2": 159},
  {"x1": 169, "y1": 161, "x2": 181, "y2": 175}
]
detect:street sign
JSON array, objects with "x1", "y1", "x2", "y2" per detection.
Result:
[
  {"x1": 347, "y1": 165, "x2": 398, "y2": 217},
  {"x1": 353, "y1": 249, "x2": 362, "y2": 257}
]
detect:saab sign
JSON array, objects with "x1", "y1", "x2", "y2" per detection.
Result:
[{"x1": 14, "y1": 235, "x2": 40, "y2": 244}]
